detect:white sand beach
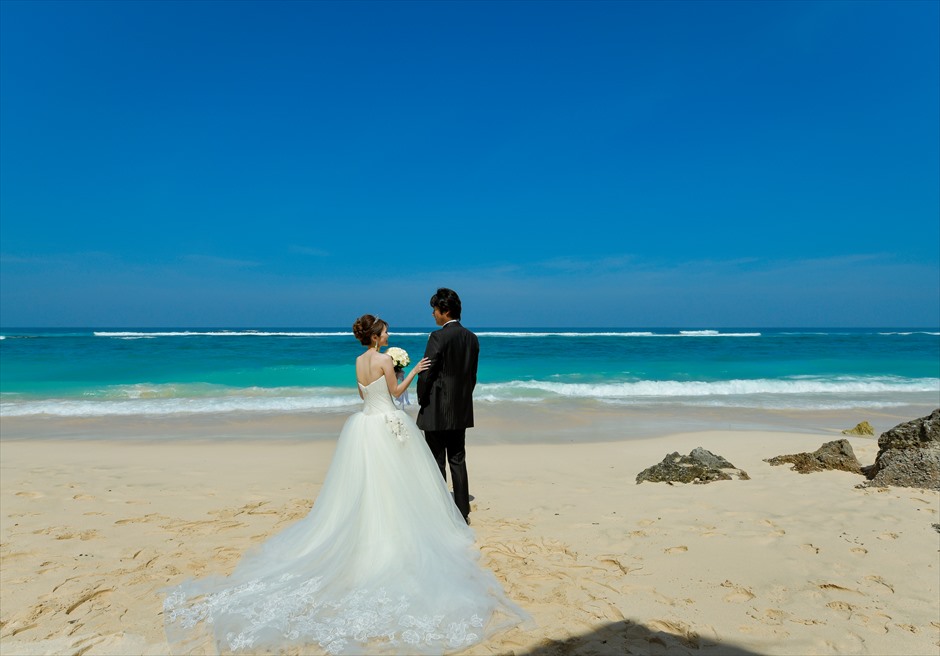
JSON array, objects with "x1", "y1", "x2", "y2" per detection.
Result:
[{"x1": 1, "y1": 406, "x2": 938, "y2": 655}]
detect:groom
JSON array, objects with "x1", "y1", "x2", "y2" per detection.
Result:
[{"x1": 417, "y1": 287, "x2": 479, "y2": 524}]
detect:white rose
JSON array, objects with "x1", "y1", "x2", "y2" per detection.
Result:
[{"x1": 386, "y1": 347, "x2": 410, "y2": 368}]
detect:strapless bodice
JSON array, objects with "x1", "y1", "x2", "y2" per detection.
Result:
[{"x1": 358, "y1": 377, "x2": 398, "y2": 415}]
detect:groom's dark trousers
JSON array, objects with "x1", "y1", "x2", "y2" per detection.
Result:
[{"x1": 424, "y1": 429, "x2": 470, "y2": 519}]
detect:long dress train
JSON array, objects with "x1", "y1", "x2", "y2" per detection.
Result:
[{"x1": 163, "y1": 378, "x2": 530, "y2": 655}]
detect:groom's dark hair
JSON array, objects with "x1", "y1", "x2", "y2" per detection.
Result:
[{"x1": 430, "y1": 288, "x2": 462, "y2": 320}]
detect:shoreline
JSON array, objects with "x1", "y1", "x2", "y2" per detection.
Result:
[
  {"x1": 1, "y1": 406, "x2": 938, "y2": 655},
  {"x1": 1, "y1": 400, "x2": 934, "y2": 444}
]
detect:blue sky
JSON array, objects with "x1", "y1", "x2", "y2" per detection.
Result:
[{"x1": 1, "y1": 0, "x2": 937, "y2": 328}]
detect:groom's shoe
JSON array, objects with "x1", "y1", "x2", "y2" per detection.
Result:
[{"x1": 463, "y1": 514, "x2": 471, "y2": 526}]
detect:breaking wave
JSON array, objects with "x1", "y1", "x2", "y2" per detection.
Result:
[{"x1": 3, "y1": 376, "x2": 936, "y2": 417}]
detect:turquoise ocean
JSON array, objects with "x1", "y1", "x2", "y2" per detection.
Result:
[{"x1": 1, "y1": 328, "x2": 938, "y2": 420}]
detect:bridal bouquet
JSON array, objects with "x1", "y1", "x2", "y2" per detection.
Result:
[{"x1": 386, "y1": 347, "x2": 410, "y2": 370}]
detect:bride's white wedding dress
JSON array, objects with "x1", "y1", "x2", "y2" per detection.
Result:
[{"x1": 163, "y1": 378, "x2": 529, "y2": 655}]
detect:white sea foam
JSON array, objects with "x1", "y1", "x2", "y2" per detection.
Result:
[
  {"x1": 1, "y1": 393, "x2": 358, "y2": 417},
  {"x1": 474, "y1": 376, "x2": 940, "y2": 409},
  {"x1": 3, "y1": 377, "x2": 936, "y2": 417},
  {"x1": 879, "y1": 331, "x2": 940, "y2": 336},
  {"x1": 0, "y1": 383, "x2": 362, "y2": 417}
]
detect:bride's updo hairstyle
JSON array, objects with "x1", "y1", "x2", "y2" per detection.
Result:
[{"x1": 352, "y1": 314, "x2": 388, "y2": 347}]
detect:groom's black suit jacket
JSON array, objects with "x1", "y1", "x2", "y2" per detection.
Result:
[{"x1": 416, "y1": 321, "x2": 479, "y2": 431}]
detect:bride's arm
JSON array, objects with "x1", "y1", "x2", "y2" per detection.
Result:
[{"x1": 383, "y1": 357, "x2": 431, "y2": 398}]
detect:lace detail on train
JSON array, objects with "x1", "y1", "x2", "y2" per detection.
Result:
[
  {"x1": 163, "y1": 376, "x2": 529, "y2": 654},
  {"x1": 164, "y1": 574, "x2": 486, "y2": 655}
]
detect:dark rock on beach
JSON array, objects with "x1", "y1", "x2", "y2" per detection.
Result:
[
  {"x1": 636, "y1": 448, "x2": 750, "y2": 485},
  {"x1": 842, "y1": 421, "x2": 875, "y2": 436},
  {"x1": 764, "y1": 439, "x2": 863, "y2": 474},
  {"x1": 861, "y1": 409, "x2": 940, "y2": 490}
]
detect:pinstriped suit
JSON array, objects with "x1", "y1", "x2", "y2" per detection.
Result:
[{"x1": 416, "y1": 320, "x2": 479, "y2": 520}]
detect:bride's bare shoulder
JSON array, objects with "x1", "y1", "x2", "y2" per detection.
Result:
[{"x1": 356, "y1": 351, "x2": 391, "y2": 369}]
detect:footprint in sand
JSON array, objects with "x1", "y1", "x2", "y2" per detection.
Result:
[
  {"x1": 646, "y1": 619, "x2": 705, "y2": 648},
  {"x1": 71, "y1": 636, "x2": 107, "y2": 656},
  {"x1": 15, "y1": 491, "x2": 43, "y2": 499},
  {"x1": 721, "y1": 580, "x2": 756, "y2": 602},
  {"x1": 765, "y1": 609, "x2": 787, "y2": 621},
  {"x1": 598, "y1": 556, "x2": 635, "y2": 575},
  {"x1": 850, "y1": 547, "x2": 868, "y2": 555},
  {"x1": 751, "y1": 608, "x2": 788, "y2": 625},
  {"x1": 789, "y1": 616, "x2": 826, "y2": 626},
  {"x1": 863, "y1": 575, "x2": 894, "y2": 593},
  {"x1": 818, "y1": 583, "x2": 863, "y2": 595},
  {"x1": 582, "y1": 599, "x2": 626, "y2": 622},
  {"x1": 51, "y1": 529, "x2": 99, "y2": 541},
  {"x1": 877, "y1": 531, "x2": 899, "y2": 541},
  {"x1": 761, "y1": 520, "x2": 786, "y2": 537},
  {"x1": 114, "y1": 513, "x2": 162, "y2": 525},
  {"x1": 72, "y1": 494, "x2": 95, "y2": 501},
  {"x1": 664, "y1": 545, "x2": 688, "y2": 554},
  {"x1": 213, "y1": 546, "x2": 243, "y2": 562},
  {"x1": 800, "y1": 543, "x2": 820, "y2": 554},
  {"x1": 825, "y1": 600, "x2": 857, "y2": 617},
  {"x1": 65, "y1": 587, "x2": 113, "y2": 615},
  {"x1": 38, "y1": 561, "x2": 65, "y2": 575}
]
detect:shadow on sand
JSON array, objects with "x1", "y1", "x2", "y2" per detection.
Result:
[{"x1": 517, "y1": 619, "x2": 765, "y2": 656}]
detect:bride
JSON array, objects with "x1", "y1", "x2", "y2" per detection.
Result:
[{"x1": 163, "y1": 315, "x2": 530, "y2": 655}]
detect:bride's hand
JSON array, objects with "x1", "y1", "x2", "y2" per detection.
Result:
[{"x1": 413, "y1": 357, "x2": 432, "y2": 374}]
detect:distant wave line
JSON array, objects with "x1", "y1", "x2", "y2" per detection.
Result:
[
  {"x1": 92, "y1": 330, "x2": 764, "y2": 338},
  {"x1": 878, "y1": 331, "x2": 940, "y2": 336},
  {"x1": 93, "y1": 330, "x2": 752, "y2": 338},
  {"x1": 2, "y1": 329, "x2": 932, "y2": 339},
  {"x1": 95, "y1": 331, "x2": 354, "y2": 337}
]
